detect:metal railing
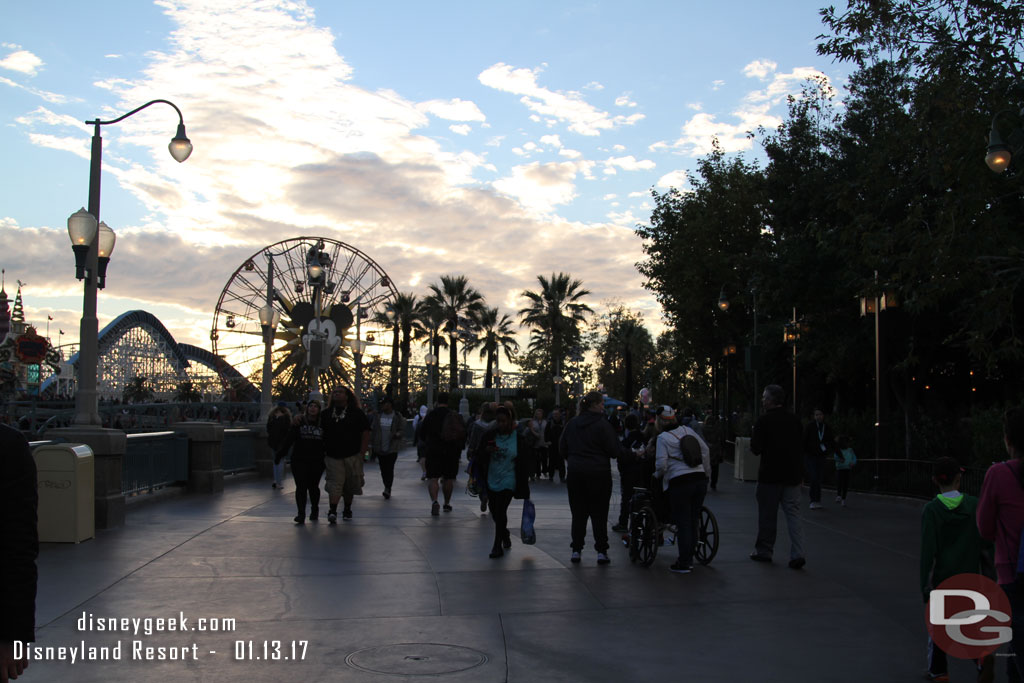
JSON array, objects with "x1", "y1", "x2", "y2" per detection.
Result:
[
  {"x1": 820, "y1": 458, "x2": 989, "y2": 499},
  {"x1": 123, "y1": 431, "x2": 189, "y2": 495},
  {"x1": 223, "y1": 429, "x2": 256, "y2": 474}
]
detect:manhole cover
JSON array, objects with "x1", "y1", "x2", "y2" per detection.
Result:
[{"x1": 346, "y1": 643, "x2": 488, "y2": 676}]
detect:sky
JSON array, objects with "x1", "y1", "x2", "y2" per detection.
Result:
[{"x1": 0, "y1": 0, "x2": 849, "y2": 373}]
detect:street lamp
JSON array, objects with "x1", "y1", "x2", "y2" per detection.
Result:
[
  {"x1": 258, "y1": 284, "x2": 281, "y2": 421},
  {"x1": 553, "y1": 374, "x2": 564, "y2": 407},
  {"x1": 717, "y1": 287, "x2": 730, "y2": 312},
  {"x1": 860, "y1": 272, "x2": 900, "y2": 474},
  {"x1": 68, "y1": 99, "x2": 191, "y2": 427},
  {"x1": 782, "y1": 308, "x2": 807, "y2": 413},
  {"x1": 425, "y1": 352, "x2": 437, "y2": 408},
  {"x1": 984, "y1": 82, "x2": 1023, "y2": 174}
]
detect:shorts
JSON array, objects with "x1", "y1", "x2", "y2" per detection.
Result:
[
  {"x1": 325, "y1": 456, "x2": 364, "y2": 497},
  {"x1": 426, "y1": 452, "x2": 460, "y2": 480}
]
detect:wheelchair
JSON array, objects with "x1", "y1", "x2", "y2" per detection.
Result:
[{"x1": 625, "y1": 483, "x2": 719, "y2": 568}]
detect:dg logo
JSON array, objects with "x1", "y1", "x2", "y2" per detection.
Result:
[{"x1": 926, "y1": 573, "x2": 1013, "y2": 659}]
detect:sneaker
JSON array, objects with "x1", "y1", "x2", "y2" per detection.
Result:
[
  {"x1": 342, "y1": 508, "x2": 352, "y2": 520},
  {"x1": 570, "y1": 551, "x2": 581, "y2": 564},
  {"x1": 669, "y1": 561, "x2": 693, "y2": 574},
  {"x1": 443, "y1": 504, "x2": 453, "y2": 513},
  {"x1": 431, "y1": 501, "x2": 440, "y2": 516},
  {"x1": 421, "y1": 475, "x2": 427, "y2": 481},
  {"x1": 328, "y1": 512, "x2": 337, "y2": 524},
  {"x1": 489, "y1": 547, "x2": 504, "y2": 559},
  {"x1": 309, "y1": 508, "x2": 319, "y2": 521},
  {"x1": 611, "y1": 523, "x2": 628, "y2": 533},
  {"x1": 293, "y1": 515, "x2": 305, "y2": 525},
  {"x1": 749, "y1": 552, "x2": 772, "y2": 563},
  {"x1": 789, "y1": 557, "x2": 806, "y2": 570},
  {"x1": 835, "y1": 495, "x2": 842, "y2": 503},
  {"x1": 597, "y1": 553, "x2": 611, "y2": 566},
  {"x1": 383, "y1": 489, "x2": 391, "y2": 500}
]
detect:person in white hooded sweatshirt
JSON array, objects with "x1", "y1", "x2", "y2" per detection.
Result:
[{"x1": 654, "y1": 405, "x2": 711, "y2": 574}]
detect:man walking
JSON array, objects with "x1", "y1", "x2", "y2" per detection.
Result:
[
  {"x1": 1, "y1": 423, "x2": 38, "y2": 683},
  {"x1": 749, "y1": 384, "x2": 807, "y2": 569},
  {"x1": 322, "y1": 386, "x2": 371, "y2": 522},
  {"x1": 420, "y1": 392, "x2": 465, "y2": 515},
  {"x1": 802, "y1": 408, "x2": 837, "y2": 510},
  {"x1": 559, "y1": 390, "x2": 623, "y2": 565}
]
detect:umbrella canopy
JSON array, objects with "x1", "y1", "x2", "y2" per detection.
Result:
[{"x1": 603, "y1": 396, "x2": 627, "y2": 407}]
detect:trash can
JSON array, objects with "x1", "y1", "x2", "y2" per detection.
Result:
[
  {"x1": 733, "y1": 437, "x2": 759, "y2": 482},
  {"x1": 34, "y1": 443, "x2": 95, "y2": 543}
]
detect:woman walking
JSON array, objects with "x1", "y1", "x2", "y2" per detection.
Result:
[
  {"x1": 472, "y1": 405, "x2": 531, "y2": 558},
  {"x1": 266, "y1": 401, "x2": 292, "y2": 489},
  {"x1": 275, "y1": 397, "x2": 326, "y2": 524},
  {"x1": 371, "y1": 399, "x2": 405, "y2": 500}
]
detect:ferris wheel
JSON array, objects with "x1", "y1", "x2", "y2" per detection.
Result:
[{"x1": 211, "y1": 237, "x2": 397, "y2": 398}]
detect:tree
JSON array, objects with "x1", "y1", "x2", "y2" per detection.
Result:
[
  {"x1": 415, "y1": 297, "x2": 450, "y2": 394},
  {"x1": 174, "y1": 379, "x2": 202, "y2": 403},
  {"x1": 596, "y1": 306, "x2": 654, "y2": 405},
  {"x1": 519, "y1": 273, "x2": 593, "y2": 389},
  {"x1": 124, "y1": 375, "x2": 153, "y2": 404},
  {"x1": 468, "y1": 307, "x2": 520, "y2": 388},
  {"x1": 425, "y1": 275, "x2": 486, "y2": 390},
  {"x1": 389, "y1": 292, "x2": 420, "y2": 407}
]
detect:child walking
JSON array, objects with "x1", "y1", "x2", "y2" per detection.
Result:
[
  {"x1": 919, "y1": 457, "x2": 994, "y2": 682},
  {"x1": 833, "y1": 436, "x2": 856, "y2": 507}
]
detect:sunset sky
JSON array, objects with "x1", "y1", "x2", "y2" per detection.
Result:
[{"x1": 1, "y1": 0, "x2": 849, "y2": 371}]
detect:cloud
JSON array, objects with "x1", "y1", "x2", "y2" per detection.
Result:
[
  {"x1": 604, "y1": 156, "x2": 655, "y2": 172},
  {"x1": 663, "y1": 66, "x2": 831, "y2": 156},
  {"x1": 10, "y1": 1, "x2": 662, "y2": 361},
  {"x1": 478, "y1": 63, "x2": 644, "y2": 136},
  {"x1": 614, "y1": 94, "x2": 638, "y2": 108},
  {"x1": 449, "y1": 124, "x2": 471, "y2": 136},
  {"x1": 0, "y1": 49, "x2": 43, "y2": 76},
  {"x1": 657, "y1": 170, "x2": 689, "y2": 189},
  {"x1": 0, "y1": 76, "x2": 73, "y2": 104},
  {"x1": 417, "y1": 98, "x2": 486, "y2": 122},
  {"x1": 743, "y1": 59, "x2": 778, "y2": 80},
  {"x1": 711, "y1": 80, "x2": 724, "y2": 91}
]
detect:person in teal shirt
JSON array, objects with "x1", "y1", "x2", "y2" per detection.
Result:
[{"x1": 471, "y1": 405, "x2": 531, "y2": 558}]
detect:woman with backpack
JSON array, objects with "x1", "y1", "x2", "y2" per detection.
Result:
[{"x1": 654, "y1": 405, "x2": 710, "y2": 574}]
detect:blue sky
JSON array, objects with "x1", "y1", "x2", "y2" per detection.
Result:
[{"x1": 0, "y1": 0, "x2": 848, "y2": 373}]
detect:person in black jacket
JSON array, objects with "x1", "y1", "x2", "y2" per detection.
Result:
[
  {"x1": 1, "y1": 423, "x2": 37, "y2": 682},
  {"x1": 559, "y1": 391, "x2": 624, "y2": 565},
  {"x1": 801, "y1": 408, "x2": 837, "y2": 510},
  {"x1": 545, "y1": 407, "x2": 566, "y2": 483},
  {"x1": 472, "y1": 405, "x2": 532, "y2": 558},
  {"x1": 321, "y1": 386, "x2": 371, "y2": 523},
  {"x1": 267, "y1": 402, "x2": 292, "y2": 489},
  {"x1": 749, "y1": 384, "x2": 807, "y2": 568},
  {"x1": 276, "y1": 399, "x2": 326, "y2": 524}
]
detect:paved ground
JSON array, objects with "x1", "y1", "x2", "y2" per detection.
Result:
[{"x1": 25, "y1": 449, "x2": 1000, "y2": 682}]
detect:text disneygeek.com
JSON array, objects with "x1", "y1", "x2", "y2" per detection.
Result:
[{"x1": 13, "y1": 611, "x2": 309, "y2": 664}]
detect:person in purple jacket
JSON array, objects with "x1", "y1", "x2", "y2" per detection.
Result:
[{"x1": 977, "y1": 407, "x2": 1024, "y2": 681}]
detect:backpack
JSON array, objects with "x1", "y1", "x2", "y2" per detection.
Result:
[
  {"x1": 441, "y1": 410, "x2": 467, "y2": 444},
  {"x1": 669, "y1": 428, "x2": 703, "y2": 468}
]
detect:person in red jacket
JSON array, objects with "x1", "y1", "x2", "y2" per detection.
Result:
[{"x1": 977, "y1": 407, "x2": 1024, "y2": 681}]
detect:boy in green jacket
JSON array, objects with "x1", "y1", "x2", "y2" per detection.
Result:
[{"x1": 920, "y1": 456, "x2": 994, "y2": 682}]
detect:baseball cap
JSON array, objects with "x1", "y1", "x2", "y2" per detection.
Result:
[{"x1": 657, "y1": 405, "x2": 676, "y2": 419}]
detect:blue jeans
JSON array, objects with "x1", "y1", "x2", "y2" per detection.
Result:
[
  {"x1": 668, "y1": 474, "x2": 707, "y2": 566},
  {"x1": 754, "y1": 482, "x2": 805, "y2": 561}
]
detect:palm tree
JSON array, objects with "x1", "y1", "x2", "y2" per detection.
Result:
[
  {"x1": 603, "y1": 313, "x2": 653, "y2": 404},
  {"x1": 519, "y1": 273, "x2": 592, "y2": 386},
  {"x1": 415, "y1": 298, "x2": 450, "y2": 395},
  {"x1": 388, "y1": 292, "x2": 420, "y2": 406},
  {"x1": 425, "y1": 275, "x2": 486, "y2": 390},
  {"x1": 469, "y1": 307, "x2": 520, "y2": 388},
  {"x1": 370, "y1": 307, "x2": 400, "y2": 398}
]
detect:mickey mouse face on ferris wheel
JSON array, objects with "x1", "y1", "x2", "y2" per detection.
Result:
[{"x1": 288, "y1": 301, "x2": 354, "y2": 352}]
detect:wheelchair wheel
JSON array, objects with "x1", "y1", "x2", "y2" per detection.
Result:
[
  {"x1": 695, "y1": 506, "x2": 719, "y2": 565},
  {"x1": 629, "y1": 505, "x2": 658, "y2": 567}
]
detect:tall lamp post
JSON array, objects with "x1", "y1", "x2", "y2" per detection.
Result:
[
  {"x1": 722, "y1": 343, "x2": 737, "y2": 439},
  {"x1": 425, "y1": 352, "x2": 437, "y2": 408},
  {"x1": 67, "y1": 100, "x2": 192, "y2": 426},
  {"x1": 860, "y1": 272, "x2": 899, "y2": 475},
  {"x1": 782, "y1": 308, "x2": 804, "y2": 414},
  {"x1": 553, "y1": 374, "x2": 564, "y2": 407}
]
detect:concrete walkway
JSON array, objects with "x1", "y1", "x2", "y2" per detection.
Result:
[{"x1": 26, "y1": 450, "x2": 980, "y2": 682}]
